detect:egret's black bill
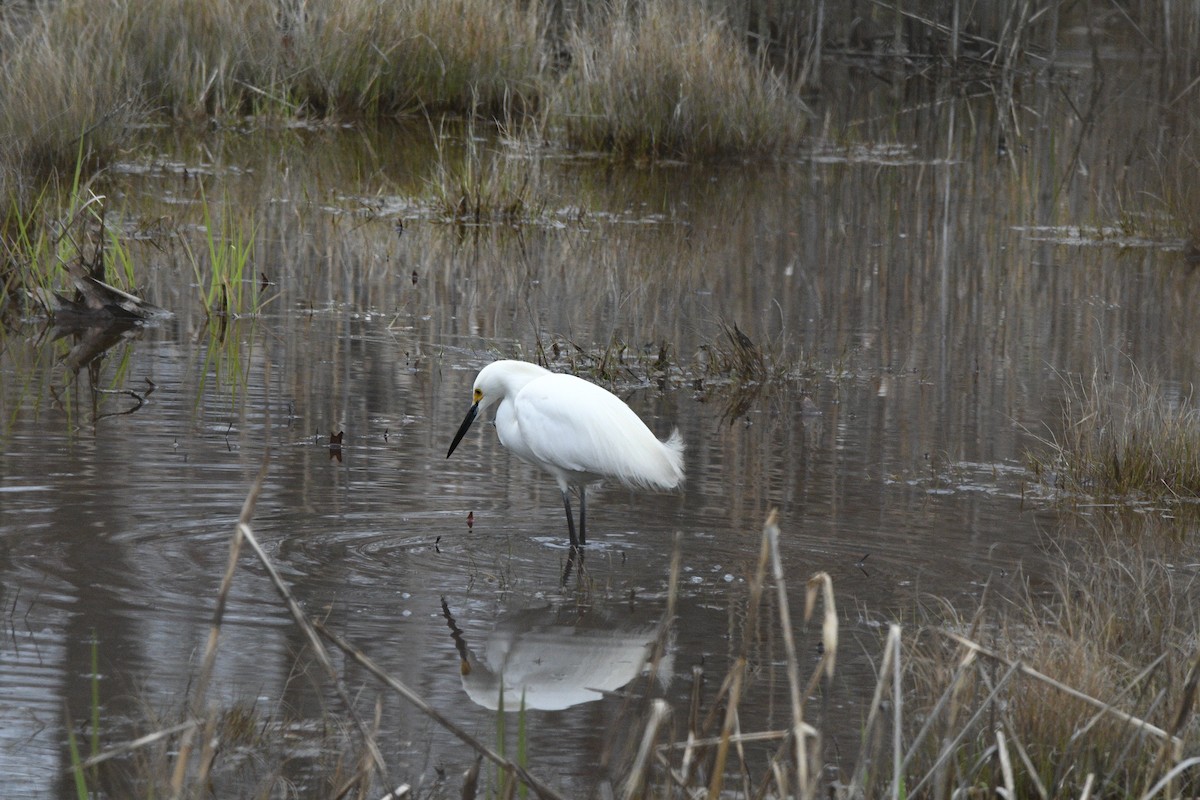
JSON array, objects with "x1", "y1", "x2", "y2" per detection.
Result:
[{"x1": 446, "y1": 403, "x2": 479, "y2": 458}]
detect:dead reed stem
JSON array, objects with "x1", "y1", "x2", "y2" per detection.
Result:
[
  {"x1": 706, "y1": 656, "x2": 746, "y2": 800},
  {"x1": 238, "y1": 523, "x2": 388, "y2": 781},
  {"x1": 76, "y1": 720, "x2": 199, "y2": 771},
  {"x1": 896, "y1": 643, "x2": 974, "y2": 775},
  {"x1": 1152, "y1": 647, "x2": 1200, "y2": 790},
  {"x1": 660, "y1": 729, "x2": 792, "y2": 752},
  {"x1": 647, "y1": 531, "x2": 683, "y2": 690},
  {"x1": 890, "y1": 625, "x2": 902, "y2": 799},
  {"x1": 461, "y1": 755, "x2": 482, "y2": 800},
  {"x1": 742, "y1": 508, "x2": 774, "y2": 653},
  {"x1": 620, "y1": 699, "x2": 671, "y2": 800},
  {"x1": 1073, "y1": 652, "x2": 1168, "y2": 745},
  {"x1": 169, "y1": 455, "x2": 266, "y2": 797},
  {"x1": 996, "y1": 727, "x2": 1015, "y2": 797},
  {"x1": 908, "y1": 661, "x2": 1021, "y2": 797},
  {"x1": 1139, "y1": 757, "x2": 1200, "y2": 800},
  {"x1": 1001, "y1": 717, "x2": 1047, "y2": 799},
  {"x1": 765, "y1": 510, "x2": 812, "y2": 797},
  {"x1": 848, "y1": 623, "x2": 901, "y2": 795}
]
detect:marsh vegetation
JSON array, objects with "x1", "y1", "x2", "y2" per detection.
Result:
[{"x1": 3, "y1": 1, "x2": 1200, "y2": 798}]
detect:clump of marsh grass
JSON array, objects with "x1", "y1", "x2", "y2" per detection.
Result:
[
  {"x1": 0, "y1": 140, "x2": 149, "y2": 323},
  {"x1": 550, "y1": 0, "x2": 806, "y2": 159},
  {"x1": 531, "y1": 323, "x2": 805, "y2": 422},
  {"x1": 0, "y1": 0, "x2": 824, "y2": 198},
  {"x1": 536, "y1": 321, "x2": 800, "y2": 388},
  {"x1": 534, "y1": 335, "x2": 665, "y2": 386},
  {"x1": 120, "y1": 0, "x2": 286, "y2": 117},
  {"x1": 1028, "y1": 367, "x2": 1200, "y2": 503},
  {"x1": 704, "y1": 320, "x2": 800, "y2": 386},
  {"x1": 425, "y1": 121, "x2": 547, "y2": 224},
  {"x1": 1106, "y1": 126, "x2": 1200, "y2": 254},
  {"x1": 1158, "y1": 132, "x2": 1200, "y2": 253},
  {"x1": 900, "y1": 516, "x2": 1200, "y2": 799},
  {"x1": 182, "y1": 185, "x2": 262, "y2": 321},
  {"x1": 287, "y1": 0, "x2": 546, "y2": 117},
  {"x1": 0, "y1": 1, "x2": 139, "y2": 174}
]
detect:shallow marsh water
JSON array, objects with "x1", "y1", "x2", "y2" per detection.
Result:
[{"x1": 2, "y1": 63, "x2": 1199, "y2": 796}]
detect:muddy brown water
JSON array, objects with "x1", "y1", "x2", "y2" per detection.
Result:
[{"x1": 3, "y1": 67, "x2": 1199, "y2": 796}]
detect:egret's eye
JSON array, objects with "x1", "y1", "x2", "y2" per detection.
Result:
[{"x1": 473, "y1": 388, "x2": 483, "y2": 403}]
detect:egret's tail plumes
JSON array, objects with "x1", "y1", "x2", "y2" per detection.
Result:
[
  {"x1": 611, "y1": 427, "x2": 684, "y2": 491},
  {"x1": 569, "y1": 393, "x2": 685, "y2": 491},
  {"x1": 658, "y1": 428, "x2": 685, "y2": 489}
]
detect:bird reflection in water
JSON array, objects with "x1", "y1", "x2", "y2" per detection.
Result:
[{"x1": 440, "y1": 598, "x2": 672, "y2": 712}]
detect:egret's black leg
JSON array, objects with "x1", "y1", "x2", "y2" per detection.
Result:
[
  {"x1": 562, "y1": 489, "x2": 579, "y2": 549},
  {"x1": 579, "y1": 486, "x2": 587, "y2": 546}
]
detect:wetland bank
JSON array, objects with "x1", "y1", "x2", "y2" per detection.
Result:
[{"x1": 2, "y1": 1, "x2": 1200, "y2": 798}]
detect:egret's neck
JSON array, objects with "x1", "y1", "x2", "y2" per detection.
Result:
[{"x1": 493, "y1": 361, "x2": 550, "y2": 399}]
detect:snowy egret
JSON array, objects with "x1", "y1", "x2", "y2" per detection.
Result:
[{"x1": 446, "y1": 360, "x2": 684, "y2": 548}]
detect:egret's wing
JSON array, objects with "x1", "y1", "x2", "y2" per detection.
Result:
[
  {"x1": 512, "y1": 376, "x2": 607, "y2": 473},
  {"x1": 514, "y1": 375, "x2": 683, "y2": 489}
]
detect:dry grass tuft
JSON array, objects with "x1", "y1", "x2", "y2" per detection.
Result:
[
  {"x1": 903, "y1": 518, "x2": 1200, "y2": 798},
  {"x1": 121, "y1": 0, "x2": 284, "y2": 117},
  {"x1": 1029, "y1": 367, "x2": 1200, "y2": 503},
  {"x1": 288, "y1": 0, "x2": 545, "y2": 117},
  {"x1": 0, "y1": 3, "x2": 139, "y2": 174},
  {"x1": 549, "y1": 0, "x2": 806, "y2": 159},
  {"x1": 425, "y1": 121, "x2": 546, "y2": 224},
  {"x1": 0, "y1": 0, "x2": 546, "y2": 154},
  {"x1": 1161, "y1": 133, "x2": 1200, "y2": 248}
]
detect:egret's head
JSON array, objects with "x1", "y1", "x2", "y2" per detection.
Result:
[
  {"x1": 446, "y1": 366, "x2": 502, "y2": 459},
  {"x1": 447, "y1": 360, "x2": 548, "y2": 459}
]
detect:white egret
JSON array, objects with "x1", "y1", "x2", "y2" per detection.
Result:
[{"x1": 446, "y1": 360, "x2": 684, "y2": 548}]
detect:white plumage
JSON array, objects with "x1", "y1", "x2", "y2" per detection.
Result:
[{"x1": 447, "y1": 360, "x2": 684, "y2": 547}]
